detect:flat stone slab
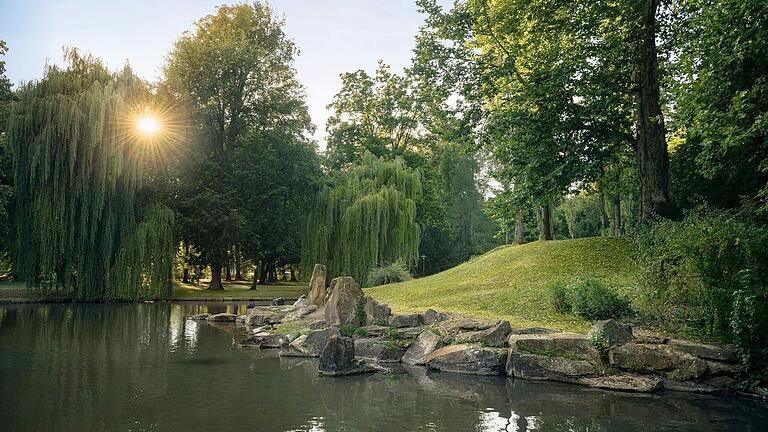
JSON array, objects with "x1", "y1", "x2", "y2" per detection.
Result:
[
  {"x1": 609, "y1": 343, "x2": 709, "y2": 381},
  {"x1": 509, "y1": 332, "x2": 600, "y2": 362},
  {"x1": 206, "y1": 313, "x2": 239, "y2": 322},
  {"x1": 579, "y1": 374, "x2": 662, "y2": 393},
  {"x1": 354, "y1": 338, "x2": 408, "y2": 363},
  {"x1": 668, "y1": 339, "x2": 737, "y2": 363},
  {"x1": 402, "y1": 330, "x2": 441, "y2": 366},
  {"x1": 426, "y1": 344, "x2": 507, "y2": 376},
  {"x1": 507, "y1": 350, "x2": 596, "y2": 381},
  {"x1": 188, "y1": 313, "x2": 210, "y2": 320},
  {"x1": 239, "y1": 334, "x2": 289, "y2": 348},
  {"x1": 453, "y1": 320, "x2": 512, "y2": 347},
  {"x1": 389, "y1": 313, "x2": 424, "y2": 328}
]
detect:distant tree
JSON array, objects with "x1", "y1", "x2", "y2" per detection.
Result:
[{"x1": 0, "y1": 41, "x2": 15, "y2": 269}]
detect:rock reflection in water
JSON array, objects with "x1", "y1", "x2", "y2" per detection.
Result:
[{"x1": 0, "y1": 303, "x2": 766, "y2": 432}]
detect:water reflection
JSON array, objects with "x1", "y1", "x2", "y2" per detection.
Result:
[{"x1": 0, "y1": 303, "x2": 766, "y2": 432}]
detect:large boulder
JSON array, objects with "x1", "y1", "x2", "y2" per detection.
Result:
[
  {"x1": 206, "y1": 313, "x2": 239, "y2": 322},
  {"x1": 280, "y1": 335, "x2": 310, "y2": 357},
  {"x1": 425, "y1": 344, "x2": 507, "y2": 376},
  {"x1": 318, "y1": 335, "x2": 376, "y2": 376},
  {"x1": 244, "y1": 308, "x2": 284, "y2": 326},
  {"x1": 363, "y1": 297, "x2": 391, "y2": 324},
  {"x1": 324, "y1": 277, "x2": 364, "y2": 326},
  {"x1": 591, "y1": 319, "x2": 633, "y2": 348},
  {"x1": 421, "y1": 309, "x2": 449, "y2": 325},
  {"x1": 188, "y1": 313, "x2": 210, "y2": 320},
  {"x1": 307, "y1": 264, "x2": 328, "y2": 306},
  {"x1": 509, "y1": 332, "x2": 601, "y2": 363},
  {"x1": 239, "y1": 334, "x2": 290, "y2": 348},
  {"x1": 609, "y1": 343, "x2": 709, "y2": 381},
  {"x1": 668, "y1": 339, "x2": 737, "y2": 363},
  {"x1": 293, "y1": 295, "x2": 308, "y2": 307},
  {"x1": 389, "y1": 313, "x2": 423, "y2": 328},
  {"x1": 402, "y1": 330, "x2": 442, "y2": 365},
  {"x1": 453, "y1": 320, "x2": 512, "y2": 347},
  {"x1": 299, "y1": 326, "x2": 342, "y2": 357},
  {"x1": 579, "y1": 374, "x2": 663, "y2": 393},
  {"x1": 309, "y1": 320, "x2": 328, "y2": 330},
  {"x1": 507, "y1": 351, "x2": 596, "y2": 381},
  {"x1": 354, "y1": 338, "x2": 408, "y2": 363},
  {"x1": 283, "y1": 305, "x2": 318, "y2": 322}
]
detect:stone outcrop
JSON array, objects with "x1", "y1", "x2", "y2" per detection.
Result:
[
  {"x1": 389, "y1": 313, "x2": 423, "y2": 328},
  {"x1": 421, "y1": 309, "x2": 449, "y2": 325},
  {"x1": 354, "y1": 338, "x2": 409, "y2": 363},
  {"x1": 402, "y1": 330, "x2": 442, "y2": 365},
  {"x1": 426, "y1": 345, "x2": 507, "y2": 375},
  {"x1": 309, "y1": 320, "x2": 328, "y2": 330},
  {"x1": 283, "y1": 305, "x2": 318, "y2": 322},
  {"x1": 324, "y1": 277, "x2": 364, "y2": 326},
  {"x1": 307, "y1": 264, "x2": 327, "y2": 306},
  {"x1": 668, "y1": 339, "x2": 737, "y2": 363},
  {"x1": 363, "y1": 297, "x2": 391, "y2": 324},
  {"x1": 293, "y1": 295, "x2": 308, "y2": 307},
  {"x1": 591, "y1": 319, "x2": 633, "y2": 347},
  {"x1": 188, "y1": 313, "x2": 210, "y2": 320},
  {"x1": 206, "y1": 313, "x2": 239, "y2": 322},
  {"x1": 318, "y1": 335, "x2": 376, "y2": 376},
  {"x1": 453, "y1": 320, "x2": 512, "y2": 347},
  {"x1": 509, "y1": 332, "x2": 601, "y2": 363},
  {"x1": 507, "y1": 350, "x2": 596, "y2": 381},
  {"x1": 240, "y1": 334, "x2": 289, "y2": 348},
  {"x1": 580, "y1": 374, "x2": 663, "y2": 392},
  {"x1": 298, "y1": 326, "x2": 341, "y2": 357},
  {"x1": 609, "y1": 343, "x2": 709, "y2": 381},
  {"x1": 244, "y1": 308, "x2": 284, "y2": 326}
]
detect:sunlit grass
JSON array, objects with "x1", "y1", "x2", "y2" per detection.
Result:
[{"x1": 365, "y1": 237, "x2": 638, "y2": 333}]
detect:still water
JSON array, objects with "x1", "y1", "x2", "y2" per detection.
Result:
[{"x1": 0, "y1": 303, "x2": 766, "y2": 432}]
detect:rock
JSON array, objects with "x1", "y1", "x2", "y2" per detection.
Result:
[
  {"x1": 609, "y1": 343, "x2": 709, "y2": 381},
  {"x1": 324, "y1": 278, "x2": 338, "y2": 304},
  {"x1": 244, "y1": 309, "x2": 283, "y2": 326},
  {"x1": 452, "y1": 318, "x2": 498, "y2": 331},
  {"x1": 422, "y1": 309, "x2": 449, "y2": 325},
  {"x1": 396, "y1": 326, "x2": 426, "y2": 339},
  {"x1": 307, "y1": 264, "x2": 328, "y2": 306},
  {"x1": 580, "y1": 374, "x2": 662, "y2": 393},
  {"x1": 299, "y1": 326, "x2": 342, "y2": 357},
  {"x1": 318, "y1": 335, "x2": 376, "y2": 376},
  {"x1": 240, "y1": 334, "x2": 290, "y2": 348},
  {"x1": 509, "y1": 332, "x2": 600, "y2": 362},
  {"x1": 250, "y1": 325, "x2": 271, "y2": 334},
  {"x1": 280, "y1": 335, "x2": 310, "y2": 357},
  {"x1": 324, "y1": 277, "x2": 364, "y2": 326},
  {"x1": 635, "y1": 335, "x2": 669, "y2": 344},
  {"x1": 309, "y1": 320, "x2": 328, "y2": 330},
  {"x1": 206, "y1": 313, "x2": 239, "y2": 322},
  {"x1": 402, "y1": 330, "x2": 442, "y2": 365},
  {"x1": 454, "y1": 320, "x2": 512, "y2": 347},
  {"x1": 236, "y1": 314, "x2": 247, "y2": 323},
  {"x1": 507, "y1": 351, "x2": 596, "y2": 381},
  {"x1": 188, "y1": 313, "x2": 210, "y2": 320},
  {"x1": 283, "y1": 305, "x2": 318, "y2": 322},
  {"x1": 425, "y1": 344, "x2": 507, "y2": 376},
  {"x1": 359, "y1": 325, "x2": 389, "y2": 337},
  {"x1": 661, "y1": 379, "x2": 722, "y2": 394},
  {"x1": 591, "y1": 319, "x2": 633, "y2": 347},
  {"x1": 354, "y1": 338, "x2": 408, "y2": 363},
  {"x1": 668, "y1": 339, "x2": 737, "y2": 363},
  {"x1": 293, "y1": 295, "x2": 308, "y2": 307},
  {"x1": 511, "y1": 327, "x2": 560, "y2": 335},
  {"x1": 705, "y1": 360, "x2": 743, "y2": 376},
  {"x1": 363, "y1": 297, "x2": 391, "y2": 324},
  {"x1": 389, "y1": 313, "x2": 423, "y2": 328},
  {"x1": 271, "y1": 297, "x2": 286, "y2": 306}
]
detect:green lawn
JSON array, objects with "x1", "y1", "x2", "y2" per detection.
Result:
[
  {"x1": 172, "y1": 280, "x2": 307, "y2": 301},
  {"x1": 366, "y1": 237, "x2": 638, "y2": 333},
  {"x1": 0, "y1": 281, "x2": 28, "y2": 301}
]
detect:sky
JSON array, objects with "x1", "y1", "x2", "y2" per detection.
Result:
[{"x1": 0, "y1": 0, "x2": 449, "y2": 148}]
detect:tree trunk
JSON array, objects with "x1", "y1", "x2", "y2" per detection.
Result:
[
  {"x1": 634, "y1": 0, "x2": 672, "y2": 222},
  {"x1": 182, "y1": 243, "x2": 190, "y2": 283},
  {"x1": 539, "y1": 203, "x2": 553, "y2": 241},
  {"x1": 290, "y1": 266, "x2": 298, "y2": 282},
  {"x1": 225, "y1": 258, "x2": 232, "y2": 281},
  {"x1": 613, "y1": 194, "x2": 623, "y2": 236},
  {"x1": 182, "y1": 267, "x2": 189, "y2": 284},
  {"x1": 599, "y1": 188, "x2": 610, "y2": 236},
  {"x1": 250, "y1": 264, "x2": 258, "y2": 290},
  {"x1": 258, "y1": 261, "x2": 268, "y2": 285},
  {"x1": 514, "y1": 211, "x2": 525, "y2": 244},
  {"x1": 208, "y1": 265, "x2": 224, "y2": 290},
  {"x1": 235, "y1": 246, "x2": 242, "y2": 280}
]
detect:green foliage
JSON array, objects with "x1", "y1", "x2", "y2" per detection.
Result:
[
  {"x1": 340, "y1": 324, "x2": 357, "y2": 337},
  {"x1": 385, "y1": 327, "x2": 400, "y2": 340},
  {"x1": 367, "y1": 260, "x2": 413, "y2": 287},
  {"x1": 8, "y1": 50, "x2": 174, "y2": 300},
  {"x1": 636, "y1": 209, "x2": 768, "y2": 380},
  {"x1": 0, "y1": 41, "x2": 14, "y2": 267},
  {"x1": 549, "y1": 282, "x2": 570, "y2": 314},
  {"x1": 563, "y1": 279, "x2": 632, "y2": 321},
  {"x1": 352, "y1": 327, "x2": 368, "y2": 337},
  {"x1": 589, "y1": 329, "x2": 609, "y2": 352},
  {"x1": 302, "y1": 152, "x2": 422, "y2": 285}
]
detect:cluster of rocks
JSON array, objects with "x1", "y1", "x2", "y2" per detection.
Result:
[{"x1": 188, "y1": 264, "x2": 747, "y2": 395}]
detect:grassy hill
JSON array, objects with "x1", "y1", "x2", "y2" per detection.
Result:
[{"x1": 366, "y1": 237, "x2": 637, "y2": 333}]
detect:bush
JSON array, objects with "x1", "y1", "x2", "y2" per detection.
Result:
[
  {"x1": 550, "y1": 281, "x2": 571, "y2": 313},
  {"x1": 564, "y1": 279, "x2": 632, "y2": 321},
  {"x1": 636, "y1": 209, "x2": 768, "y2": 383},
  {"x1": 366, "y1": 260, "x2": 412, "y2": 287}
]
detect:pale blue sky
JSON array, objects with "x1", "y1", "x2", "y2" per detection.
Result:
[{"x1": 0, "y1": 0, "x2": 449, "y2": 146}]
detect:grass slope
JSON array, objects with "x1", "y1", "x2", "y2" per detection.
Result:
[{"x1": 366, "y1": 237, "x2": 637, "y2": 333}]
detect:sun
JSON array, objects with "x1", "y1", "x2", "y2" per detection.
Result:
[{"x1": 136, "y1": 114, "x2": 161, "y2": 136}]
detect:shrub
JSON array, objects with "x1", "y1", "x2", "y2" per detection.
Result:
[
  {"x1": 550, "y1": 281, "x2": 570, "y2": 313},
  {"x1": 636, "y1": 209, "x2": 768, "y2": 384},
  {"x1": 366, "y1": 260, "x2": 412, "y2": 287},
  {"x1": 565, "y1": 279, "x2": 632, "y2": 321}
]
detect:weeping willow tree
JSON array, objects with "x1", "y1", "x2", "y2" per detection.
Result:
[
  {"x1": 302, "y1": 152, "x2": 422, "y2": 285},
  {"x1": 7, "y1": 50, "x2": 175, "y2": 300}
]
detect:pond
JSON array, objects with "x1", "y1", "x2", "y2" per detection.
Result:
[{"x1": 0, "y1": 303, "x2": 766, "y2": 431}]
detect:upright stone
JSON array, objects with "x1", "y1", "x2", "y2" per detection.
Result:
[
  {"x1": 324, "y1": 277, "x2": 364, "y2": 326},
  {"x1": 318, "y1": 335, "x2": 356, "y2": 375},
  {"x1": 307, "y1": 264, "x2": 328, "y2": 306}
]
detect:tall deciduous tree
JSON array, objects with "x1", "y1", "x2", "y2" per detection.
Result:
[
  {"x1": 0, "y1": 41, "x2": 15, "y2": 268},
  {"x1": 163, "y1": 1, "x2": 302, "y2": 289}
]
